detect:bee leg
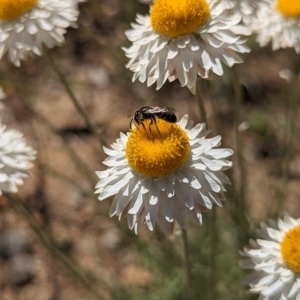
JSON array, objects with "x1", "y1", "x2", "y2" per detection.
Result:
[
  {"x1": 147, "y1": 117, "x2": 153, "y2": 135},
  {"x1": 141, "y1": 121, "x2": 146, "y2": 131},
  {"x1": 153, "y1": 117, "x2": 161, "y2": 136}
]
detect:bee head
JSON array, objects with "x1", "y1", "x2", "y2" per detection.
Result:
[{"x1": 133, "y1": 110, "x2": 142, "y2": 125}]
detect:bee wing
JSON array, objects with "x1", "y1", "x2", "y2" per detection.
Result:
[
  {"x1": 147, "y1": 106, "x2": 175, "y2": 114},
  {"x1": 146, "y1": 107, "x2": 164, "y2": 113}
]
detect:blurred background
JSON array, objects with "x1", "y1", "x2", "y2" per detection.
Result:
[{"x1": 0, "y1": 0, "x2": 300, "y2": 299}]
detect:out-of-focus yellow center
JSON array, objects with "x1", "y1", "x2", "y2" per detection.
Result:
[
  {"x1": 150, "y1": 0, "x2": 210, "y2": 38},
  {"x1": 280, "y1": 225, "x2": 300, "y2": 274},
  {"x1": 126, "y1": 119, "x2": 190, "y2": 178},
  {"x1": 0, "y1": 0, "x2": 37, "y2": 22},
  {"x1": 276, "y1": 0, "x2": 300, "y2": 17}
]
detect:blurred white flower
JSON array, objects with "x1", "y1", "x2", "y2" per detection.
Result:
[
  {"x1": 0, "y1": 86, "x2": 7, "y2": 100},
  {"x1": 0, "y1": 0, "x2": 80, "y2": 66},
  {"x1": 223, "y1": 0, "x2": 261, "y2": 25},
  {"x1": 95, "y1": 114, "x2": 233, "y2": 234},
  {"x1": 0, "y1": 123, "x2": 36, "y2": 194},
  {"x1": 138, "y1": 0, "x2": 153, "y2": 4},
  {"x1": 240, "y1": 213, "x2": 300, "y2": 299},
  {"x1": 279, "y1": 69, "x2": 293, "y2": 82},
  {"x1": 123, "y1": 0, "x2": 250, "y2": 94},
  {"x1": 254, "y1": 0, "x2": 300, "y2": 53},
  {"x1": 238, "y1": 121, "x2": 249, "y2": 132}
]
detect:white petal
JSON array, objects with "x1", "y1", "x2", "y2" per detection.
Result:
[
  {"x1": 160, "y1": 192, "x2": 175, "y2": 222},
  {"x1": 128, "y1": 189, "x2": 144, "y2": 214},
  {"x1": 175, "y1": 183, "x2": 194, "y2": 209}
]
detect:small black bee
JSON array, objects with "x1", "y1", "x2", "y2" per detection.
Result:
[{"x1": 129, "y1": 106, "x2": 178, "y2": 135}]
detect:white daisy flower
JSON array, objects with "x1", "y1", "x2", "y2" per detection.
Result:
[
  {"x1": 123, "y1": 0, "x2": 250, "y2": 94},
  {"x1": 223, "y1": 0, "x2": 261, "y2": 26},
  {"x1": 0, "y1": 0, "x2": 80, "y2": 67},
  {"x1": 240, "y1": 214, "x2": 300, "y2": 299},
  {"x1": 254, "y1": 0, "x2": 300, "y2": 53},
  {"x1": 95, "y1": 113, "x2": 233, "y2": 234},
  {"x1": 0, "y1": 123, "x2": 36, "y2": 194}
]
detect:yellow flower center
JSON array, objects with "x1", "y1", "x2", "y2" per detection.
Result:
[
  {"x1": 280, "y1": 225, "x2": 300, "y2": 274},
  {"x1": 0, "y1": 0, "x2": 37, "y2": 22},
  {"x1": 276, "y1": 0, "x2": 300, "y2": 17},
  {"x1": 125, "y1": 119, "x2": 190, "y2": 178},
  {"x1": 150, "y1": 0, "x2": 210, "y2": 38}
]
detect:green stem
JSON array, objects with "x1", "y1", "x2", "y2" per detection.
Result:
[
  {"x1": 23, "y1": 97, "x2": 96, "y2": 183},
  {"x1": 181, "y1": 229, "x2": 191, "y2": 300},
  {"x1": 273, "y1": 74, "x2": 297, "y2": 216},
  {"x1": 39, "y1": 161, "x2": 94, "y2": 199},
  {"x1": 209, "y1": 207, "x2": 217, "y2": 300},
  {"x1": 195, "y1": 81, "x2": 218, "y2": 299},
  {"x1": 232, "y1": 67, "x2": 249, "y2": 243},
  {"x1": 45, "y1": 50, "x2": 107, "y2": 148},
  {"x1": 4, "y1": 193, "x2": 104, "y2": 300},
  {"x1": 195, "y1": 81, "x2": 208, "y2": 124},
  {"x1": 5, "y1": 65, "x2": 98, "y2": 184}
]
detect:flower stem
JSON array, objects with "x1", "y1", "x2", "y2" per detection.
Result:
[
  {"x1": 232, "y1": 67, "x2": 249, "y2": 242},
  {"x1": 45, "y1": 50, "x2": 107, "y2": 148},
  {"x1": 38, "y1": 161, "x2": 94, "y2": 199},
  {"x1": 209, "y1": 207, "x2": 217, "y2": 300},
  {"x1": 25, "y1": 99, "x2": 96, "y2": 182},
  {"x1": 196, "y1": 81, "x2": 208, "y2": 124},
  {"x1": 4, "y1": 193, "x2": 104, "y2": 300},
  {"x1": 195, "y1": 81, "x2": 218, "y2": 299},
  {"x1": 5, "y1": 66, "x2": 98, "y2": 183},
  {"x1": 181, "y1": 229, "x2": 191, "y2": 300},
  {"x1": 273, "y1": 73, "x2": 297, "y2": 216}
]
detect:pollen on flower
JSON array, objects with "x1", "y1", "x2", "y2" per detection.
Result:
[
  {"x1": 150, "y1": 0, "x2": 210, "y2": 38},
  {"x1": 276, "y1": 0, "x2": 300, "y2": 17},
  {"x1": 125, "y1": 119, "x2": 190, "y2": 178},
  {"x1": 0, "y1": 0, "x2": 37, "y2": 22},
  {"x1": 280, "y1": 225, "x2": 300, "y2": 274}
]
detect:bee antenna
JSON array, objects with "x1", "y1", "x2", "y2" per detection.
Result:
[
  {"x1": 127, "y1": 114, "x2": 133, "y2": 119},
  {"x1": 129, "y1": 118, "x2": 134, "y2": 129}
]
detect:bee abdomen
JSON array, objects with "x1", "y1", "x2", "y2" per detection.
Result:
[{"x1": 156, "y1": 113, "x2": 177, "y2": 123}]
